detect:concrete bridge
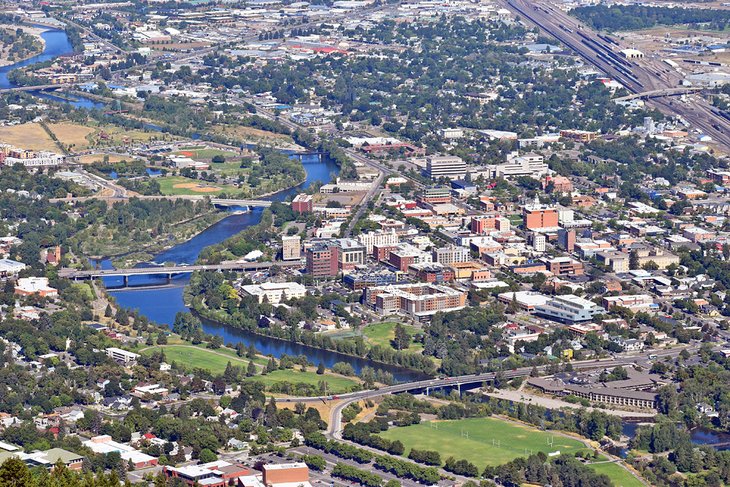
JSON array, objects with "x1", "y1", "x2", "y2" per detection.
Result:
[
  {"x1": 59, "y1": 260, "x2": 302, "y2": 286},
  {"x1": 0, "y1": 83, "x2": 75, "y2": 94},
  {"x1": 50, "y1": 194, "x2": 272, "y2": 207},
  {"x1": 614, "y1": 87, "x2": 703, "y2": 102},
  {"x1": 210, "y1": 198, "x2": 272, "y2": 208}
]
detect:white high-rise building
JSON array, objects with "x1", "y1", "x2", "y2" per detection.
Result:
[
  {"x1": 281, "y1": 235, "x2": 301, "y2": 261},
  {"x1": 426, "y1": 155, "x2": 467, "y2": 180},
  {"x1": 358, "y1": 230, "x2": 399, "y2": 253}
]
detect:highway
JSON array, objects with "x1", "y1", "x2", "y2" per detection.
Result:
[{"x1": 503, "y1": 0, "x2": 730, "y2": 151}]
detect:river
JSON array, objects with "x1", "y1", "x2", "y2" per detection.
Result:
[
  {"x1": 99, "y1": 155, "x2": 426, "y2": 382},
  {"x1": 9, "y1": 27, "x2": 426, "y2": 382},
  {"x1": 0, "y1": 26, "x2": 105, "y2": 109}
]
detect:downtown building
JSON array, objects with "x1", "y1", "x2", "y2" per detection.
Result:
[
  {"x1": 305, "y1": 239, "x2": 366, "y2": 277},
  {"x1": 364, "y1": 282, "x2": 467, "y2": 321},
  {"x1": 425, "y1": 155, "x2": 467, "y2": 180}
]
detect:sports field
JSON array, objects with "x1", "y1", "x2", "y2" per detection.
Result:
[
  {"x1": 379, "y1": 417, "x2": 586, "y2": 468},
  {"x1": 158, "y1": 176, "x2": 226, "y2": 195}
]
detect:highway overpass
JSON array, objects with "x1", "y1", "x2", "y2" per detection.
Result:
[{"x1": 614, "y1": 87, "x2": 703, "y2": 102}]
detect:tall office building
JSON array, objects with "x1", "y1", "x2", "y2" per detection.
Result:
[
  {"x1": 425, "y1": 156, "x2": 467, "y2": 180},
  {"x1": 281, "y1": 235, "x2": 301, "y2": 261},
  {"x1": 305, "y1": 243, "x2": 338, "y2": 277},
  {"x1": 523, "y1": 196, "x2": 559, "y2": 230}
]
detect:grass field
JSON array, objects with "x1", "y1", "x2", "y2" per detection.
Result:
[
  {"x1": 379, "y1": 417, "x2": 587, "y2": 468},
  {"x1": 142, "y1": 344, "x2": 255, "y2": 374},
  {"x1": 248, "y1": 369, "x2": 359, "y2": 393},
  {"x1": 361, "y1": 322, "x2": 423, "y2": 353},
  {"x1": 587, "y1": 462, "x2": 644, "y2": 487},
  {"x1": 141, "y1": 344, "x2": 358, "y2": 393},
  {"x1": 0, "y1": 123, "x2": 58, "y2": 151}
]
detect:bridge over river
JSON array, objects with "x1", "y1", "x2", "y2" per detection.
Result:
[
  {"x1": 273, "y1": 346, "x2": 695, "y2": 439},
  {"x1": 59, "y1": 260, "x2": 302, "y2": 286}
]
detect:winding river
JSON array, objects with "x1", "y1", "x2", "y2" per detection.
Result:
[{"x1": 3, "y1": 27, "x2": 426, "y2": 381}]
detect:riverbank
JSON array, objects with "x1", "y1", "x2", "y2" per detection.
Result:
[
  {"x1": 77, "y1": 207, "x2": 229, "y2": 268},
  {"x1": 0, "y1": 25, "x2": 46, "y2": 67},
  {"x1": 190, "y1": 304, "x2": 436, "y2": 378}
]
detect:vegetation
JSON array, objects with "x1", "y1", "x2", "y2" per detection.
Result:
[
  {"x1": 572, "y1": 5, "x2": 730, "y2": 31},
  {"x1": 0, "y1": 27, "x2": 43, "y2": 62}
]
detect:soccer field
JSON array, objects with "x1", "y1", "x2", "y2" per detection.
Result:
[{"x1": 379, "y1": 417, "x2": 587, "y2": 468}]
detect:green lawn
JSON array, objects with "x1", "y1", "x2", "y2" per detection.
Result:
[
  {"x1": 248, "y1": 369, "x2": 359, "y2": 393},
  {"x1": 141, "y1": 345, "x2": 358, "y2": 393},
  {"x1": 142, "y1": 345, "x2": 256, "y2": 374},
  {"x1": 379, "y1": 417, "x2": 586, "y2": 468},
  {"x1": 361, "y1": 322, "x2": 424, "y2": 353},
  {"x1": 587, "y1": 462, "x2": 644, "y2": 487}
]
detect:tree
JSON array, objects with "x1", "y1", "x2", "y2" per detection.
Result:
[
  {"x1": 316, "y1": 362, "x2": 325, "y2": 375},
  {"x1": 199, "y1": 448, "x2": 218, "y2": 463},
  {"x1": 393, "y1": 324, "x2": 410, "y2": 350},
  {"x1": 247, "y1": 361, "x2": 257, "y2": 377},
  {"x1": 212, "y1": 155, "x2": 226, "y2": 163},
  {"x1": 0, "y1": 457, "x2": 32, "y2": 486},
  {"x1": 104, "y1": 303, "x2": 113, "y2": 317}
]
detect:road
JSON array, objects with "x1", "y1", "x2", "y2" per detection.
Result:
[
  {"x1": 275, "y1": 344, "x2": 700, "y2": 439},
  {"x1": 344, "y1": 171, "x2": 384, "y2": 238},
  {"x1": 502, "y1": 0, "x2": 730, "y2": 151},
  {"x1": 59, "y1": 259, "x2": 303, "y2": 279}
]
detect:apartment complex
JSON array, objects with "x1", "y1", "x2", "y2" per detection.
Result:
[{"x1": 364, "y1": 283, "x2": 467, "y2": 320}]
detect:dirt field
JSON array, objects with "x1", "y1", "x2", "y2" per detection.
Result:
[
  {"x1": 172, "y1": 182, "x2": 221, "y2": 193},
  {"x1": 46, "y1": 122, "x2": 96, "y2": 150},
  {"x1": 77, "y1": 154, "x2": 131, "y2": 164},
  {"x1": 277, "y1": 400, "x2": 338, "y2": 425},
  {"x1": 211, "y1": 125, "x2": 300, "y2": 149},
  {"x1": 0, "y1": 123, "x2": 58, "y2": 151}
]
